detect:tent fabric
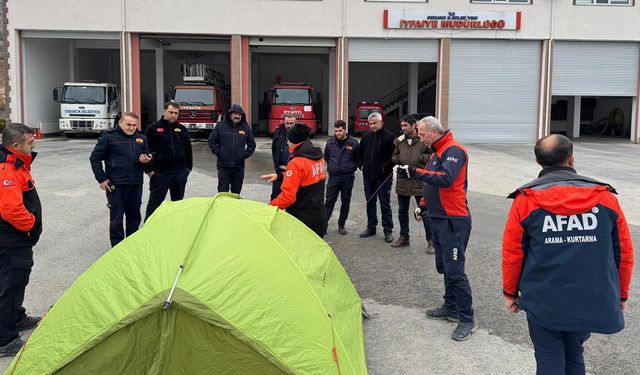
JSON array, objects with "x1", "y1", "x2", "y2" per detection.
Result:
[{"x1": 6, "y1": 193, "x2": 367, "y2": 375}]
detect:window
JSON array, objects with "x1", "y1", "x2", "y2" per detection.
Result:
[
  {"x1": 472, "y1": 0, "x2": 530, "y2": 3},
  {"x1": 575, "y1": 0, "x2": 632, "y2": 5}
]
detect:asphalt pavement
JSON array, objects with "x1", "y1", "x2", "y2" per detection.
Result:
[{"x1": 1, "y1": 134, "x2": 638, "y2": 374}]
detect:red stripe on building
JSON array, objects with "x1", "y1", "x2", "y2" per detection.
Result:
[
  {"x1": 383, "y1": 10, "x2": 388, "y2": 29},
  {"x1": 516, "y1": 12, "x2": 522, "y2": 31}
]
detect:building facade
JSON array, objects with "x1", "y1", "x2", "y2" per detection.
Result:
[{"x1": 4, "y1": 0, "x2": 640, "y2": 143}]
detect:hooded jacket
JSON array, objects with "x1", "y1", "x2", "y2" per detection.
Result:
[
  {"x1": 89, "y1": 127, "x2": 151, "y2": 185},
  {"x1": 145, "y1": 117, "x2": 193, "y2": 173},
  {"x1": 270, "y1": 140, "x2": 327, "y2": 237},
  {"x1": 392, "y1": 134, "x2": 431, "y2": 196},
  {"x1": 502, "y1": 167, "x2": 634, "y2": 334},
  {"x1": 0, "y1": 145, "x2": 42, "y2": 247},
  {"x1": 414, "y1": 130, "x2": 470, "y2": 219},
  {"x1": 208, "y1": 104, "x2": 256, "y2": 168}
]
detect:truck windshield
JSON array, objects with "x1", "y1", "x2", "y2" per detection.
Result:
[
  {"x1": 273, "y1": 89, "x2": 311, "y2": 105},
  {"x1": 61, "y1": 86, "x2": 106, "y2": 104},
  {"x1": 359, "y1": 109, "x2": 380, "y2": 120},
  {"x1": 174, "y1": 89, "x2": 215, "y2": 106}
]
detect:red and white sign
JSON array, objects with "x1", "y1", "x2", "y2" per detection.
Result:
[{"x1": 384, "y1": 10, "x2": 521, "y2": 31}]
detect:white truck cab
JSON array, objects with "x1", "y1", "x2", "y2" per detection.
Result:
[{"x1": 54, "y1": 82, "x2": 120, "y2": 137}]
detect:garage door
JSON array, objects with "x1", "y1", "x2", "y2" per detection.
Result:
[
  {"x1": 552, "y1": 41, "x2": 639, "y2": 96},
  {"x1": 449, "y1": 40, "x2": 540, "y2": 143},
  {"x1": 348, "y1": 38, "x2": 438, "y2": 62}
]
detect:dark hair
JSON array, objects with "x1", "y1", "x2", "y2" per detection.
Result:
[
  {"x1": 534, "y1": 134, "x2": 573, "y2": 167},
  {"x1": 400, "y1": 115, "x2": 417, "y2": 126},
  {"x1": 121, "y1": 111, "x2": 139, "y2": 121},
  {"x1": 334, "y1": 120, "x2": 347, "y2": 129},
  {"x1": 2, "y1": 123, "x2": 33, "y2": 146},
  {"x1": 164, "y1": 101, "x2": 180, "y2": 110}
]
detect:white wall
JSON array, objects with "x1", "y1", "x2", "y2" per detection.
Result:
[{"x1": 23, "y1": 38, "x2": 71, "y2": 133}]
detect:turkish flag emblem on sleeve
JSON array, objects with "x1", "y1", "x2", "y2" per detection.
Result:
[{"x1": 2, "y1": 179, "x2": 17, "y2": 187}]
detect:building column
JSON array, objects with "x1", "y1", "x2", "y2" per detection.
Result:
[
  {"x1": 634, "y1": 47, "x2": 640, "y2": 143},
  {"x1": 408, "y1": 62, "x2": 418, "y2": 115},
  {"x1": 155, "y1": 46, "x2": 164, "y2": 117},
  {"x1": 437, "y1": 38, "x2": 451, "y2": 129},
  {"x1": 242, "y1": 36, "x2": 250, "y2": 124},
  {"x1": 336, "y1": 37, "x2": 348, "y2": 123},
  {"x1": 539, "y1": 40, "x2": 554, "y2": 139},
  {"x1": 328, "y1": 48, "x2": 336, "y2": 135},
  {"x1": 230, "y1": 35, "x2": 250, "y2": 123},
  {"x1": 570, "y1": 96, "x2": 581, "y2": 138}
]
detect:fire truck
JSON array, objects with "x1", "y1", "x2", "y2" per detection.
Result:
[
  {"x1": 173, "y1": 64, "x2": 228, "y2": 137},
  {"x1": 350, "y1": 102, "x2": 384, "y2": 135},
  {"x1": 267, "y1": 82, "x2": 317, "y2": 136}
]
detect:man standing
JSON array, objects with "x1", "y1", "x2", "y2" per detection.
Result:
[
  {"x1": 356, "y1": 112, "x2": 396, "y2": 243},
  {"x1": 261, "y1": 124, "x2": 327, "y2": 237},
  {"x1": 502, "y1": 134, "x2": 633, "y2": 374},
  {"x1": 270, "y1": 116, "x2": 295, "y2": 200},
  {"x1": 208, "y1": 104, "x2": 256, "y2": 194},
  {"x1": 398, "y1": 116, "x2": 474, "y2": 341},
  {"x1": 144, "y1": 101, "x2": 193, "y2": 220},
  {"x1": 0, "y1": 123, "x2": 42, "y2": 357},
  {"x1": 90, "y1": 112, "x2": 153, "y2": 247},
  {"x1": 324, "y1": 120, "x2": 359, "y2": 235},
  {"x1": 391, "y1": 115, "x2": 433, "y2": 252}
]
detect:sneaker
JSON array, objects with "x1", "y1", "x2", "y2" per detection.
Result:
[
  {"x1": 16, "y1": 315, "x2": 41, "y2": 332},
  {"x1": 338, "y1": 226, "x2": 348, "y2": 235},
  {"x1": 0, "y1": 338, "x2": 24, "y2": 357},
  {"x1": 451, "y1": 321, "x2": 476, "y2": 341},
  {"x1": 425, "y1": 306, "x2": 459, "y2": 322},
  {"x1": 384, "y1": 233, "x2": 393, "y2": 243},
  {"x1": 391, "y1": 235, "x2": 409, "y2": 248},
  {"x1": 426, "y1": 240, "x2": 436, "y2": 254},
  {"x1": 359, "y1": 229, "x2": 376, "y2": 238}
]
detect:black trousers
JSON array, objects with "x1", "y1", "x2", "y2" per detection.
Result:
[
  {"x1": 107, "y1": 184, "x2": 143, "y2": 247},
  {"x1": 145, "y1": 169, "x2": 188, "y2": 221},
  {"x1": 0, "y1": 246, "x2": 32, "y2": 346},
  {"x1": 397, "y1": 194, "x2": 432, "y2": 240},
  {"x1": 363, "y1": 177, "x2": 393, "y2": 234},
  {"x1": 271, "y1": 179, "x2": 283, "y2": 201},
  {"x1": 324, "y1": 174, "x2": 355, "y2": 227},
  {"x1": 527, "y1": 317, "x2": 591, "y2": 375},
  {"x1": 218, "y1": 167, "x2": 245, "y2": 194}
]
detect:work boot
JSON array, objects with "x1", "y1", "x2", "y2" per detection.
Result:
[
  {"x1": 426, "y1": 240, "x2": 436, "y2": 254},
  {"x1": 16, "y1": 315, "x2": 41, "y2": 332},
  {"x1": 338, "y1": 226, "x2": 348, "y2": 235},
  {"x1": 391, "y1": 235, "x2": 409, "y2": 248},
  {"x1": 359, "y1": 229, "x2": 375, "y2": 238},
  {"x1": 384, "y1": 233, "x2": 393, "y2": 243},
  {"x1": 0, "y1": 338, "x2": 24, "y2": 357},
  {"x1": 451, "y1": 321, "x2": 476, "y2": 341},
  {"x1": 425, "y1": 306, "x2": 459, "y2": 322}
]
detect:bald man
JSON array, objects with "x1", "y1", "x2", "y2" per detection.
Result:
[{"x1": 502, "y1": 134, "x2": 634, "y2": 374}]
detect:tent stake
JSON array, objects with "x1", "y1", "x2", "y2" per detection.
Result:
[{"x1": 163, "y1": 265, "x2": 184, "y2": 309}]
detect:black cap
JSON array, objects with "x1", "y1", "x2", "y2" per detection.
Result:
[{"x1": 287, "y1": 124, "x2": 310, "y2": 144}]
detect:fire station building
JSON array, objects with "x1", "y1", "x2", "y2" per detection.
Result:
[{"x1": 3, "y1": 0, "x2": 640, "y2": 143}]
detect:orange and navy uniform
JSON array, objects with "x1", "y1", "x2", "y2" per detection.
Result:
[
  {"x1": 270, "y1": 140, "x2": 327, "y2": 236},
  {"x1": 502, "y1": 167, "x2": 634, "y2": 334},
  {"x1": 414, "y1": 130, "x2": 469, "y2": 219},
  {"x1": 0, "y1": 146, "x2": 42, "y2": 248}
]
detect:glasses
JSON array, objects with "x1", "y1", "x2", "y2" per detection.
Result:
[{"x1": 284, "y1": 122, "x2": 295, "y2": 125}]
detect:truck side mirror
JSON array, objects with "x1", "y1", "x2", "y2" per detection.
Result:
[{"x1": 53, "y1": 87, "x2": 60, "y2": 102}]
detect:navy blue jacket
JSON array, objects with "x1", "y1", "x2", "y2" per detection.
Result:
[
  {"x1": 324, "y1": 135, "x2": 359, "y2": 176},
  {"x1": 89, "y1": 127, "x2": 151, "y2": 185},
  {"x1": 208, "y1": 105, "x2": 256, "y2": 168},
  {"x1": 271, "y1": 124, "x2": 289, "y2": 178}
]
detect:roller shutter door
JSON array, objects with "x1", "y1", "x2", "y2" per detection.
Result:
[
  {"x1": 348, "y1": 38, "x2": 438, "y2": 62},
  {"x1": 449, "y1": 40, "x2": 540, "y2": 143}
]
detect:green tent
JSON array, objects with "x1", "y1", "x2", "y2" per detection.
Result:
[{"x1": 6, "y1": 193, "x2": 367, "y2": 374}]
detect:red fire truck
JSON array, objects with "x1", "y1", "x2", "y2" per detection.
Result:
[
  {"x1": 173, "y1": 64, "x2": 229, "y2": 137},
  {"x1": 267, "y1": 82, "x2": 317, "y2": 136},
  {"x1": 350, "y1": 102, "x2": 384, "y2": 135}
]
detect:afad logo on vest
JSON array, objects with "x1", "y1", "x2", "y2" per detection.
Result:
[{"x1": 542, "y1": 212, "x2": 599, "y2": 245}]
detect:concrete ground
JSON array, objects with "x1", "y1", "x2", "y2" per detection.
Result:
[{"x1": 1, "y1": 134, "x2": 638, "y2": 374}]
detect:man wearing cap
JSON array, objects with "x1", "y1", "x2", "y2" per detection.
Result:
[
  {"x1": 208, "y1": 104, "x2": 256, "y2": 194},
  {"x1": 270, "y1": 116, "x2": 296, "y2": 200},
  {"x1": 261, "y1": 124, "x2": 327, "y2": 237}
]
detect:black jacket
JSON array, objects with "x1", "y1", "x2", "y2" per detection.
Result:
[
  {"x1": 145, "y1": 118, "x2": 193, "y2": 173},
  {"x1": 208, "y1": 104, "x2": 256, "y2": 168},
  {"x1": 89, "y1": 127, "x2": 151, "y2": 185},
  {"x1": 271, "y1": 124, "x2": 290, "y2": 177},
  {"x1": 357, "y1": 128, "x2": 396, "y2": 181},
  {"x1": 0, "y1": 146, "x2": 42, "y2": 248},
  {"x1": 324, "y1": 135, "x2": 359, "y2": 176}
]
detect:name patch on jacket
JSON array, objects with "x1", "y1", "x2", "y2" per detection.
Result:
[{"x1": 2, "y1": 178, "x2": 16, "y2": 187}]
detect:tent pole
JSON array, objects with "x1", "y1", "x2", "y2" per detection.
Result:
[{"x1": 163, "y1": 265, "x2": 184, "y2": 309}]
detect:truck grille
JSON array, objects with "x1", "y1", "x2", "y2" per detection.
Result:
[
  {"x1": 70, "y1": 120, "x2": 93, "y2": 130},
  {"x1": 179, "y1": 110, "x2": 216, "y2": 123}
]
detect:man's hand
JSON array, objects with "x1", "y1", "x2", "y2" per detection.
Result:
[
  {"x1": 260, "y1": 173, "x2": 278, "y2": 183},
  {"x1": 504, "y1": 297, "x2": 520, "y2": 313},
  {"x1": 397, "y1": 165, "x2": 415, "y2": 179},
  {"x1": 414, "y1": 207, "x2": 424, "y2": 222},
  {"x1": 139, "y1": 153, "x2": 153, "y2": 164},
  {"x1": 621, "y1": 301, "x2": 627, "y2": 313},
  {"x1": 99, "y1": 180, "x2": 113, "y2": 192}
]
